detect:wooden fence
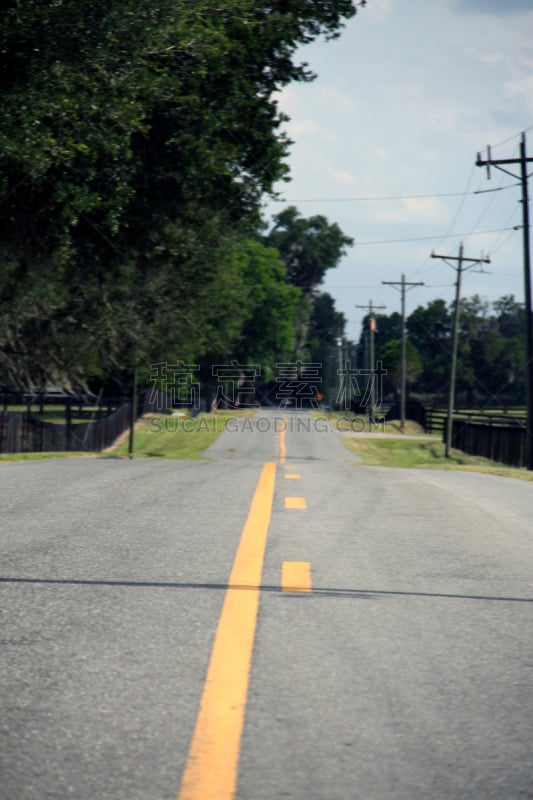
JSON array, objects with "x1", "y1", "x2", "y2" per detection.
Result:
[
  {"x1": 0, "y1": 389, "x2": 173, "y2": 455},
  {"x1": 0, "y1": 403, "x2": 133, "y2": 454},
  {"x1": 449, "y1": 415, "x2": 527, "y2": 468}
]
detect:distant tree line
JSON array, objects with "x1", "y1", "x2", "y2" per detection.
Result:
[{"x1": 356, "y1": 294, "x2": 526, "y2": 407}]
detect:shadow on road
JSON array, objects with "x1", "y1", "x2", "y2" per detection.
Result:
[{"x1": 1, "y1": 576, "x2": 532, "y2": 604}]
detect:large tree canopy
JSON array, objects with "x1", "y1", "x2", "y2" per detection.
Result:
[
  {"x1": 0, "y1": 0, "x2": 359, "y2": 391},
  {"x1": 265, "y1": 206, "x2": 354, "y2": 292}
]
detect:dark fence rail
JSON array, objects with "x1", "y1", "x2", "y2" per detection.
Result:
[
  {"x1": 449, "y1": 416, "x2": 527, "y2": 468},
  {"x1": 425, "y1": 408, "x2": 526, "y2": 436},
  {"x1": 426, "y1": 409, "x2": 447, "y2": 434},
  {"x1": 0, "y1": 389, "x2": 174, "y2": 455},
  {"x1": 0, "y1": 403, "x2": 133, "y2": 454}
]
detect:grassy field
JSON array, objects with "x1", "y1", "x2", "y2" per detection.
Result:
[
  {"x1": 341, "y1": 433, "x2": 533, "y2": 481},
  {"x1": 313, "y1": 410, "x2": 426, "y2": 436},
  {"x1": 110, "y1": 410, "x2": 256, "y2": 459}
]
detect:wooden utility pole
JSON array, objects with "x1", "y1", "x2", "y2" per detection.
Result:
[
  {"x1": 431, "y1": 244, "x2": 490, "y2": 458},
  {"x1": 336, "y1": 337, "x2": 344, "y2": 411},
  {"x1": 128, "y1": 367, "x2": 138, "y2": 458},
  {"x1": 476, "y1": 132, "x2": 533, "y2": 469},
  {"x1": 382, "y1": 275, "x2": 424, "y2": 432},
  {"x1": 355, "y1": 300, "x2": 386, "y2": 423}
]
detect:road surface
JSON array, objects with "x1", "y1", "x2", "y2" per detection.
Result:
[{"x1": 1, "y1": 409, "x2": 533, "y2": 799}]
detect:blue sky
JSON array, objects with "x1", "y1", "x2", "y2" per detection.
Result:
[{"x1": 264, "y1": 0, "x2": 533, "y2": 341}]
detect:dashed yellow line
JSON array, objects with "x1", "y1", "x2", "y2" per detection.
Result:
[
  {"x1": 285, "y1": 496, "x2": 307, "y2": 509},
  {"x1": 177, "y1": 462, "x2": 276, "y2": 800},
  {"x1": 282, "y1": 561, "x2": 312, "y2": 593},
  {"x1": 284, "y1": 473, "x2": 301, "y2": 479}
]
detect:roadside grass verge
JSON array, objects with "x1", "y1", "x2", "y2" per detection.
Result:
[
  {"x1": 313, "y1": 410, "x2": 428, "y2": 436},
  {"x1": 109, "y1": 410, "x2": 256, "y2": 459},
  {"x1": 0, "y1": 409, "x2": 256, "y2": 462},
  {"x1": 342, "y1": 435, "x2": 533, "y2": 481},
  {"x1": 0, "y1": 451, "x2": 95, "y2": 463}
]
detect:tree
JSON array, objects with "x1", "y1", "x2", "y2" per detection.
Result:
[
  {"x1": 196, "y1": 239, "x2": 303, "y2": 407},
  {"x1": 407, "y1": 299, "x2": 451, "y2": 395},
  {"x1": 0, "y1": 0, "x2": 359, "y2": 391},
  {"x1": 264, "y1": 206, "x2": 353, "y2": 357},
  {"x1": 306, "y1": 292, "x2": 346, "y2": 398},
  {"x1": 231, "y1": 240, "x2": 302, "y2": 371},
  {"x1": 379, "y1": 339, "x2": 422, "y2": 398},
  {"x1": 265, "y1": 206, "x2": 354, "y2": 292}
]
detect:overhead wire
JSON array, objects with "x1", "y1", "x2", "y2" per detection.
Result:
[{"x1": 270, "y1": 184, "x2": 517, "y2": 204}]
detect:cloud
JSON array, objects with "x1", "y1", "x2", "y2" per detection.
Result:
[
  {"x1": 367, "y1": 0, "x2": 394, "y2": 22},
  {"x1": 374, "y1": 197, "x2": 444, "y2": 224},
  {"x1": 285, "y1": 118, "x2": 318, "y2": 138},
  {"x1": 504, "y1": 74, "x2": 533, "y2": 115},
  {"x1": 452, "y1": 0, "x2": 533, "y2": 14},
  {"x1": 327, "y1": 168, "x2": 354, "y2": 186},
  {"x1": 462, "y1": 46, "x2": 506, "y2": 67}
]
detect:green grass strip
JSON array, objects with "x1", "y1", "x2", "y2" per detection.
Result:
[
  {"x1": 341, "y1": 435, "x2": 533, "y2": 481},
  {"x1": 110, "y1": 410, "x2": 255, "y2": 460}
]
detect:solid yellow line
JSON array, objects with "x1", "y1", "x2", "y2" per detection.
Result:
[
  {"x1": 177, "y1": 462, "x2": 276, "y2": 800},
  {"x1": 285, "y1": 496, "x2": 307, "y2": 509},
  {"x1": 282, "y1": 561, "x2": 312, "y2": 593}
]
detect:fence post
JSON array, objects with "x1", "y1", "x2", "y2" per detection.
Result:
[
  {"x1": 128, "y1": 368, "x2": 138, "y2": 458},
  {"x1": 65, "y1": 400, "x2": 72, "y2": 451}
]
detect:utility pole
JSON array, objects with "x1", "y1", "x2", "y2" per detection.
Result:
[
  {"x1": 355, "y1": 300, "x2": 386, "y2": 424},
  {"x1": 336, "y1": 337, "x2": 344, "y2": 411},
  {"x1": 128, "y1": 367, "x2": 138, "y2": 459},
  {"x1": 382, "y1": 275, "x2": 424, "y2": 432},
  {"x1": 431, "y1": 244, "x2": 490, "y2": 458},
  {"x1": 476, "y1": 132, "x2": 533, "y2": 469}
]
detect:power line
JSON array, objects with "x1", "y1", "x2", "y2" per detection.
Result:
[
  {"x1": 354, "y1": 226, "x2": 518, "y2": 246},
  {"x1": 270, "y1": 185, "x2": 517, "y2": 204}
]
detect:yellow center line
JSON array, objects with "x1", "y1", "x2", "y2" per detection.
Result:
[
  {"x1": 284, "y1": 474, "x2": 301, "y2": 479},
  {"x1": 281, "y1": 561, "x2": 312, "y2": 593},
  {"x1": 285, "y1": 496, "x2": 307, "y2": 509},
  {"x1": 177, "y1": 462, "x2": 276, "y2": 800}
]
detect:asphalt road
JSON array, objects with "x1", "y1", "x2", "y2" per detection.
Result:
[{"x1": 1, "y1": 409, "x2": 533, "y2": 799}]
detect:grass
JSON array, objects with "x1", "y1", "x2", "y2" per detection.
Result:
[
  {"x1": 109, "y1": 409, "x2": 256, "y2": 459},
  {"x1": 3, "y1": 407, "x2": 532, "y2": 480},
  {"x1": 341, "y1": 434, "x2": 533, "y2": 481},
  {"x1": 0, "y1": 451, "x2": 96, "y2": 463},
  {"x1": 0, "y1": 409, "x2": 256, "y2": 462},
  {"x1": 313, "y1": 410, "x2": 426, "y2": 436}
]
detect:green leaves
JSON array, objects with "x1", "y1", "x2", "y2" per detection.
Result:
[
  {"x1": 265, "y1": 206, "x2": 354, "y2": 291},
  {"x1": 0, "y1": 0, "x2": 358, "y2": 390}
]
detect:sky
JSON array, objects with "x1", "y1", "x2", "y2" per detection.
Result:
[{"x1": 263, "y1": 0, "x2": 533, "y2": 343}]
